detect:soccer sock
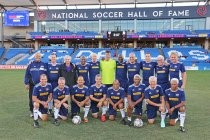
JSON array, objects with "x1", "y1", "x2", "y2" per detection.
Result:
[
  {"x1": 48, "y1": 100, "x2": 53, "y2": 110},
  {"x1": 161, "y1": 112, "x2": 166, "y2": 122},
  {"x1": 54, "y1": 108, "x2": 59, "y2": 119},
  {"x1": 84, "y1": 105, "x2": 90, "y2": 118},
  {"x1": 124, "y1": 98, "x2": 128, "y2": 109},
  {"x1": 120, "y1": 109, "x2": 125, "y2": 118},
  {"x1": 33, "y1": 109, "x2": 39, "y2": 120},
  {"x1": 102, "y1": 106, "x2": 108, "y2": 115},
  {"x1": 180, "y1": 112, "x2": 186, "y2": 127},
  {"x1": 127, "y1": 117, "x2": 132, "y2": 121}
]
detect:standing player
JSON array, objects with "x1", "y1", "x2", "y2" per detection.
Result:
[
  {"x1": 89, "y1": 74, "x2": 108, "y2": 121},
  {"x1": 140, "y1": 53, "x2": 157, "y2": 87},
  {"x1": 71, "y1": 76, "x2": 90, "y2": 123},
  {"x1": 169, "y1": 52, "x2": 187, "y2": 89},
  {"x1": 89, "y1": 53, "x2": 100, "y2": 85},
  {"x1": 127, "y1": 74, "x2": 145, "y2": 125},
  {"x1": 32, "y1": 74, "x2": 52, "y2": 128},
  {"x1": 144, "y1": 76, "x2": 166, "y2": 128},
  {"x1": 107, "y1": 80, "x2": 126, "y2": 124},
  {"x1": 127, "y1": 53, "x2": 141, "y2": 86},
  {"x1": 47, "y1": 53, "x2": 60, "y2": 114},
  {"x1": 76, "y1": 56, "x2": 90, "y2": 87},
  {"x1": 165, "y1": 78, "x2": 186, "y2": 132},
  {"x1": 156, "y1": 55, "x2": 170, "y2": 94},
  {"x1": 53, "y1": 77, "x2": 70, "y2": 126},
  {"x1": 24, "y1": 52, "x2": 48, "y2": 117}
]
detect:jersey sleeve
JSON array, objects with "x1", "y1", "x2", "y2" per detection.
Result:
[
  {"x1": 159, "y1": 86, "x2": 164, "y2": 96},
  {"x1": 69, "y1": 87, "x2": 74, "y2": 96},
  {"x1": 89, "y1": 86, "x2": 94, "y2": 95},
  {"x1": 144, "y1": 89, "x2": 149, "y2": 99},
  {"x1": 49, "y1": 84, "x2": 53, "y2": 93},
  {"x1": 180, "y1": 90, "x2": 186, "y2": 102},
  {"x1": 106, "y1": 89, "x2": 110, "y2": 98},
  {"x1": 121, "y1": 89, "x2": 125, "y2": 99},
  {"x1": 65, "y1": 87, "x2": 70, "y2": 95},
  {"x1": 139, "y1": 61, "x2": 143, "y2": 70},
  {"x1": 24, "y1": 64, "x2": 31, "y2": 85},
  {"x1": 85, "y1": 88, "x2": 90, "y2": 97},
  {"x1": 53, "y1": 89, "x2": 58, "y2": 99},
  {"x1": 103, "y1": 86, "x2": 107, "y2": 95},
  {"x1": 164, "y1": 90, "x2": 169, "y2": 102},
  {"x1": 127, "y1": 86, "x2": 132, "y2": 96},
  {"x1": 32, "y1": 86, "x2": 38, "y2": 96},
  {"x1": 180, "y1": 63, "x2": 186, "y2": 73}
]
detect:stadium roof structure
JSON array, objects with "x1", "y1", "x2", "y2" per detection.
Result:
[{"x1": 0, "y1": 0, "x2": 209, "y2": 11}]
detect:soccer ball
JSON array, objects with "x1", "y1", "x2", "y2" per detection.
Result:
[
  {"x1": 134, "y1": 118, "x2": 143, "y2": 128},
  {"x1": 72, "y1": 115, "x2": 81, "y2": 125}
]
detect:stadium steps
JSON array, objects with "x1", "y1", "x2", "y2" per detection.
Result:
[
  {"x1": 15, "y1": 54, "x2": 30, "y2": 64},
  {"x1": 6, "y1": 53, "x2": 26, "y2": 65},
  {"x1": 0, "y1": 48, "x2": 8, "y2": 64}
]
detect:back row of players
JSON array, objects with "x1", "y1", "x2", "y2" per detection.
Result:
[{"x1": 24, "y1": 51, "x2": 186, "y2": 132}]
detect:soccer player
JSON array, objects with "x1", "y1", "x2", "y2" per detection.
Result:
[
  {"x1": 169, "y1": 52, "x2": 187, "y2": 89},
  {"x1": 89, "y1": 53, "x2": 100, "y2": 85},
  {"x1": 140, "y1": 53, "x2": 157, "y2": 87},
  {"x1": 165, "y1": 78, "x2": 186, "y2": 132},
  {"x1": 24, "y1": 52, "x2": 48, "y2": 117},
  {"x1": 100, "y1": 50, "x2": 116, "y2": 88},
  {"x1": 53, "y1": 77, "x2": 70, "y2": 126},
  {"x1": 32, "y1": 74, "x2": 52, "y2": 128},
  {"x1": 127, "y1": 74, "x2": 145, "y2": 126},
  {"x1": 89, "y1": 74, "x2": 108, "y2": 121},
  {"x1": 156, "y1": 55, "x2": 170, "y2": 94},
  {"x1": 76, "y1": 56, "x2": 90, "y2": 86},
  {"x1": 71, "y1": 76, "x2": 90, "y2": 123},
  {"x1": 127, "y1": 53, "x2": 141, "y2": 86},
  {"x1": 47, "y1": 53, "x2": 60, "y2": 114},
  {"x1": 107, "y1": 80, "x2": 126, "y2": 124},
  {"x1": 144, "y1": 76, "x2": 166, "y2": 128},
  {"x1": 58, "y1": 55, "x2": 77, "y2": 88}
]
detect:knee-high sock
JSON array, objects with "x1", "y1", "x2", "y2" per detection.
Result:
[
  {"x1": 54, "y1": 108, "x2": 59, "y2": 119},
  {"x1": 102, "y1": 106, "x2": 108, "y2": 115},
  {"x1": 120, "y1": 109, "x2": 125, "y2": 118},
  {"x1": 84, "y1": 105, "x2": 90, "y2": 118},
  {"x1": 180, "y1": 112, "x2": 186, "y2": 127}
]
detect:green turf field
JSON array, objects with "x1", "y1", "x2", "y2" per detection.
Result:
[{"x1": 0, "y1": 70, "x2": 210, "y2": 140}]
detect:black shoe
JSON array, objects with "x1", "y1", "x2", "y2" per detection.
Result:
[
  {"x1": 120, "y1": 118, "x2": 127, "y2": 125},
  {"x1": 179, "y1": 126, "x2": 186, "y2": 132},
  {"x1": 127, "y1": 120, "x2": 132, "y2": 126},
  {"x1": 53, "y1": 119, "x2": 60, "y2": 126},
  {"x1": 33, "y1": 120, "x2": 39, "y2": 128}
]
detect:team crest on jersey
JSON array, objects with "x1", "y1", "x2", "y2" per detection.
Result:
[
  {"x1": 46, "y1": 88, "x2": 49, "y2": 91},
  {"x1": 117, "y1": 92, "x2": 120, "y2": 95},
  {"x1": 149, "y1": 92, "x2": 152, "y2": 95},
  {"x1": 56, "y1": 67, "x2": 59, "y2": 70},
  {"x1": 156, "y1": 90, "x2": 159, "y2": 93},
  {"x1": 49, "y1": 67, "x2": 52, "y2": 69},
  {"x1": 174, "y1": 65, "x2": 177, "y2": 68},
  {"x1": 63, "y1": 91, "x2": 65, "y2": 94},
  {"x1": 111, "y1": 92, "x2": 114, "y2": 95},
  {"x1": 39, "y1": 89, "x2": 42, "y2": 92},
  {"x1": 138, "y1": 88, "x2": 141, "y2": 90},
  {"x1": 149, "y1": 64, "x2": 152, "y2": 67},
  {"x1": 132, "y1": 89, "x2": 135, "y2": 91},
  {"x1": 82, "y1": 90, "x2": 85, "y2": 93},
  {"x1": 134, "y1": 65, "x2": 136, "y2": 68},
  {"x1": 85, "y1": 67, "x2": 87, "y2": 69},
  {"x1": 176, "y1": 94, "x2": 179, "y2": 96},
  {"x1": 168, "y1": 94, "x2": 170, "y2": 96},
  {"x1": 100, "y1": 89, "x2": 102, "y2": 92},
  {"x1": 75, "y1": 90, "x2": 77, "y2": 92}
]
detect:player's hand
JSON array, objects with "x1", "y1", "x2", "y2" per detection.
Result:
[
  {"x1": 57, "y1": 102, "x2": 62, "y2": 108},
  {"x1": 25, "y1": 85, "x2": 29, "y2": 90},
  {"x1": 97, "y1": 102, "x2": 102, "y2": 108},
  {"x1": 130, "y1": 102, "x2": 135, "y2": 108},
  {"x1": 113, "y1": 104, "x2": 117, "y2": 110},
  {"x1": 63, "y1": 103, "x2": 69, "y2": 109},
  {"x1": 43, "y1": 102, "x2": 48, "y2": 108},
  {"x1": 80, "y1": 101, "x2": 85, "y2": 107}
]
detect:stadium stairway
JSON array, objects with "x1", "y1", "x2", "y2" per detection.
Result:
[{"x1": 0, "y1": 48, "x2": 8, "y2": 64}]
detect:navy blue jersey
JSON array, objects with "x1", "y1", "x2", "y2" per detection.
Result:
[
  {"x1": 127, "y1": 62, "x2": 141, "y2": 85},
  {"x1": 88, "y1": 61, "x2": 100, "y2": 85},
  {"x1": 53, "y1": 86, "x2": 70, "y2": 101},
  {"x1": 127, "y1": 84, "x2": 146, "y2": 101},
  {"x1": 76, "y1": 63, "x2": 90, "y2": 86},
  {"x1": 144, "y1": 85, "x2": 163, "y2": 109},
  {"x1": 156, "y1": 65, "x2": 170, "y2": 84},
  {"x1": 107, "y1": 87, "x2": 125, "y2": 103},
  {"x1": 24, "y1": 61, "x2": 47, "y2": 85},
  {"x1": 71, "y1": 85, "x2": 89, "y2": 102},
  {"x1": 89, "y1": 84, "x2": 107, "y2": 99},
  {"x1": 47, "y1": 63, "x2": 60, "y2": 82},
  {"x1": 116, "y1": 61, "x2": 128, "y2": 81},
  {"x1": 33, "y1": 83, "x2": 52, "y2": 101},
  {"x1": 140, "y1": 61, "x2": 157, "y2": 86},
  {"x1": 169, "y1": 62, "x2": 186, "y2": 81},
  {"x1": 165, "y1": 88, "x2": 186, "y2": 107}
]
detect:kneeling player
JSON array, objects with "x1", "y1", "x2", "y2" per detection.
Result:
[
  {"x1": 71, "y1": 76, "x2": 90, "y2": 123},
  {"x1": 107, "y1": 80, "x2": 126, "y2": 124},
  {"x1": 144, "y1": 76, "x2": 166, "y2": 128},
  {"x1": 53, "y1": 77, "x2": 70, "y2": 126},
  {"x1": 127, "y1": 74, "x2": 145, "y2": 126},
  {"x1": 32, "y1": 74, "x2": 52, "y2": 128},
  {"x1": 165, "y1": 78, "x2": 186, "y2": 132},
  {"x1": 89, "y1": 74, "x2": 108, "y2": 121}
]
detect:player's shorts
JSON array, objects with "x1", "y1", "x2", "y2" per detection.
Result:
[
  {"x1": 39, "y1": 104, "x2": 48, "y2": 114},
  {"x1": 147, "y1": 106, "x2": 159, "y2": 119},
  {"x1": 59, "y1": 104, "x2": 68, "y2": 117},
  {"x1": 169, "y1": 108, "x2": 179, "y2": 119},
  {"x1": 108, "y1": 103, "x2": 124, "y2": 116},
  {"x1": 71, "y1": 102, "x2": 81, "y2": 115},
  {"x1": 91, "y1": 101, "x2": 99, "y2": 114},
  {"x1": 133, "y1": 102, "x2": 143, "y2": 116}
]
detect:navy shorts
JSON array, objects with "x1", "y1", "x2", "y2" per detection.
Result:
[
  {"x1": 59, "y1": 105, "x2": 68, "y2": 117},
  {"x1": 133, "y1": 102, "x2": 143, "y2": 116},
  {"x1": 91, "y1": 101, "x2": 99, "y2": 114},
  {"x1": 147, "y1": 106, "x2": 158, "y2": 119},
  {"x1": 39, "y1": 104, "x2": 48, "y2": 114},
  {"x1": 169, "y1": 108, "x2": 179, "y2": 119},
  {"x1": 108, "y1": 104, "x2": 118, "y2": 116},
  {"x1": 71, "y1": 102, "x2": 81, "y2": 115}
]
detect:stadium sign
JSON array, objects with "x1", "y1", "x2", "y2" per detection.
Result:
[{"x1": 35, "y1": 6, "x2": 210, "y2": 21}]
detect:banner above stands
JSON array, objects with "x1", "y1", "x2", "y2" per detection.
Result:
[{"x1": 34, "y1": 5, "x2": 210, "y2": 21}]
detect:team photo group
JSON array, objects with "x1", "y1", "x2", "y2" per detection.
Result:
[{"x1": 24, "y1": 50, "x2": 187, "y2": 132}]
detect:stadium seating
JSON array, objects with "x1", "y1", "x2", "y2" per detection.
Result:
[{"x1": 0, "y1": 47, "x2": 5, "y2": 57}]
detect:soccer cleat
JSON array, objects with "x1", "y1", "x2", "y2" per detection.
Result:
[
  {"x1": 120, "y1": 118, "x2": 127, "y2": 125},
  {"x1": 100, "y1": 115, "x2": 106, "y2": 122},
  {"x1": 179, "y1": 126, "x2": 186, "y2": 132},
  {"x1": 33, "y1": 120, "x2": 39, "y2": 128},
  {"x1": 53, "y1": 119, "x2": 60, "y2": 126},
  {"x1": 160, "y1": 120, "x2": 166, "y2": 128},
  {"x1": 126, "y1": 120, "x2": 132, "y2": 126},
  {"x1": 83, "y1": 117, "x2": 89, "y2": 123}
]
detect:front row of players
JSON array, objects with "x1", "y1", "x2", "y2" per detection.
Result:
[{"x1": 32, "y1": 74, "x2": 186, "y2": 132}]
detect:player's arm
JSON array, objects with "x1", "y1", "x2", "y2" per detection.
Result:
[
  {"x1": 134, "y1": 93, "x2": 144, "y2": 105},
  {"x1": 127, "y1": 95, "x2": 133, "y2": 106},
  {"x1": 100, "y1": 94, "x2": 106, "y2": 102},
  {"x1": 115, "y1": 98, "x2": 123, "y2": 106},
  {"x1": 181, "y1": 72, "x2": 187, "y2": 89},
  {"x1": 107, "y1": 98, "x2": 115, "y2": 107},
  {"x1": 47, "y1": 93, "x2": 52, "y2": 104},
  {"x1": 145, "y1": 99, "x2": 162, "y2": 107},
  {"x1": 72, "y1": 95, "x2": 80, "y2": 105},
  {"x1": 24, "y1": 64, "x2": 31, "y2": 90},
  {"x1": 165, "y1": 101, "x2": 170, "y2": 112},
  {"x1": 89, "y1": 95, "x2": 100, "y2": 102},
  {"x1": 60, "y1": 95, "x2": 70, "y2": 105},
  {"x1": 160, "y1": 95, "x2": 165, "y2": 106},
  {"x1": 32, "y1": 95, "x2": 43, "y2": 105}
]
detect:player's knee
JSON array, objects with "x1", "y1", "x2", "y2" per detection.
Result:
[
  {"x1": 103, "y1": 100, "x2": 108, "y2": 106},
  {"x1": 118, "y1": 103, "x2": 124, "y2": 109},
  {"x1": 109, "y1": 115, "x2": 115, "y2": 121},
  {"x1": 41, "y1": 114, "x2": 48, "y2": 121},
  {"x1": 34, "y1": 102, "x2": 39, "y2": 109},
  {"x1": 85, "y1": 101, "x2": 90, "y2": 106},
  {"x1": 169, "y1": 119, "x2": 176, "y2": 126},
  {"x1": 179, "y1": 106, "x2": 186, "y2": 112},
  {"x1": 148, "y1": 119, "x2": 155, "y2": 124},
  {"x1": 62, "y1": 117, "x2": 68, "y2": 121},
  {"x1": 159, "y1": 106, "x2": 165, "y2": 113},
  {"x1": 54, "y1": 103, "x2": 59, "y2": 109}
]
